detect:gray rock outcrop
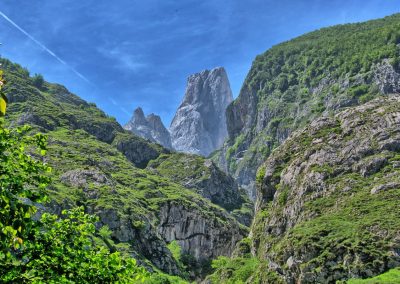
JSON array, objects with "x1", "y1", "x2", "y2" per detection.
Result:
[
  {"x1": 124, "y1": 107, "x2": 172, "y2": 149},
  {"x1": 158, "y1": 201, "x2": 247, "y2": 276},
  {"x1": 170, "y1": 67, "x2": 233, "y2": 157}
]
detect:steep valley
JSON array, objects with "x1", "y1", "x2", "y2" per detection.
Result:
[
  {"x1": 1, "y1": 57, "x2": 248, "y2": 282},
  {"x1": 1, "y1": 12, "x2": 400, "y2": 284}
]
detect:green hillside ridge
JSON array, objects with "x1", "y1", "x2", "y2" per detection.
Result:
[
  {"x1": 0, "y1": 57, "x2": 247, "y2": 281},
  {"x1": 215, "y1": 13, "x2": 400, "y2": 198},
  {"x1": 208, "y1": 95, "x2": 400, "y2": 283},
  {"x1": 147, "y1": 153, "x2": 253, "y2": 225}
]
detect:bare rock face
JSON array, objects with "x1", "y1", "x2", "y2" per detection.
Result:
[
  {"x1": 124, "y1": 107, "x2": 172, "y2": 149},
  {"x1": 157, "y1": 201, "x2": 247, "y2": 277},
  {"x1": 170, "y1": 67, "x2": 233, "y2": 157},
  {"x1": 373, "y1": 59, "x2": 400, "y2": 94},
  {"x1": 158, "y1": 202, "x2": 245, "y2": 259}
]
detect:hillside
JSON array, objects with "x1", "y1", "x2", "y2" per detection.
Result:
[
  {"x1": 147, "y1": 153, "x2": 253, "y2": 226},
  {"x1": 213, "y1": 13, "x2": 400, "y2": 199},
  {"x1": 0, "y1": 57, "x2": 248, "y2": 280},
  {"x1": 209, "y1": 95, "x2": 400, "y2": 283}
]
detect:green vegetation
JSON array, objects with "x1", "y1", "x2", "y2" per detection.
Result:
[
  {"x1": 209, "y1": 256, "x2": 259, "y2": 283},
  {"x1": 0, "y1": 124, "x2": 50, "y2": 262},
  {"x1": 0, "y1": 68, "x2": 149, "y2": 283},
  {"x1": 249, "y1": 97, "x2": 400, "y2": 282},
  {"x1": 255, "y1": 165, "x2": 266, "y2": 186},
  {"x1": 346, "y1": 267, "x2": 400, "y2": 283},
  {"x1": 144, "y1": 273, "x2": 189, "y2": 284},
  {"x1": 3, "y1": 207, "x2": 147, "y2": 283},
  {"x1": 225, "y1": 13, "x2": 400, "y2": 192},
  {"x1": 167, "y1": 240, "x2": 182, "y2": 263},
  {"x1": 208, "y1": 256, "x2": 284, "y2": 284},
  {"x1": 0, "y1": 56, "x2": 243, "y2": 281},
  {"x1": 148, "y1": 153, "x2": 211, "y2": 183}
]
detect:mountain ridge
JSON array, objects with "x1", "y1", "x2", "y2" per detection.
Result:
[
  {"x1": 213, "y1": 13, "x2": 400, "y2": 199},
  {"x1": 124, "y1": 107, "x2": 173, "y2": 149},
  {"x1": 170, "y1": 66, "x2": 233, "y2": 157}
]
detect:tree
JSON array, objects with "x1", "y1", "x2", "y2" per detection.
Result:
[
  {"x1": 32, "y1": 73, "x2": 44, "y2": 89},
  {"x1": 0, "y1": 124, "x2": 50, "y2": 259}
]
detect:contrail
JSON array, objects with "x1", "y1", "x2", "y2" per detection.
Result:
[
  {"x1": 0, "y1": 10, "x2": 91, "y2": 84},
  {"x1": 120, "y1": 106, "x2": 131, "y2": 117}
]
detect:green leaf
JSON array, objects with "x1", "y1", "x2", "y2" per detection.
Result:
[{"x1": 0, "y1": 93, "x2": 7, "y2": 116}]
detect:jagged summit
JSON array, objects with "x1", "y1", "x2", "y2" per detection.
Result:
[
  {"x1": 124, "y1": 107, "x2": 172, "y2": 149},
  {"x1": 169, "y1": 67, "x2": 233, "y2": 157}
]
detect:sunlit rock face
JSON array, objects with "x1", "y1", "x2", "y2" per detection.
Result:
[{"x1": 170, "y1": 67, "x2": 233, "y2": 157}]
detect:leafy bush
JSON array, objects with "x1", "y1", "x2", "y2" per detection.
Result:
[
  {"x1": 0, "y1": 124, "x2": 50, "y2": 259},
  {"x1": 0, "y1": 124, "x2": 148, "y2": 283},
  {"x1": 2, "y1": 207, "x2": 148, "y2": 283},
  {"x1": 0, "y1": 70, "x2": 148, "y2": 283}
]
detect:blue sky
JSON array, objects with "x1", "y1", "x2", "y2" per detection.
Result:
[{"x1": 0, "y1": 1, "x2": 399, "y2": 126}]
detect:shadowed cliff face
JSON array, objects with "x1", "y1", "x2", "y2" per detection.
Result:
[
  {"x1": 170, "y1": 67, "x2": 233, "y2": 157},
  {"x1": 124, "y1": 107, "x2": 173, "y2": 149}
]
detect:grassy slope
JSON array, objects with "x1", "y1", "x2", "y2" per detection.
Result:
[
  {"x1": 346, "y1": 267, "x2": 400, "y2": 283},
  {"x1": 147, "y1": 153, "x2": 253, "y2": 224},
  {"x1": 0, "y1": 57, "x2": 244, "y2": 281}
]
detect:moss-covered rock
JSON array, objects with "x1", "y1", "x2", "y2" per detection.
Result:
[
  {"x1": 215, "y1": 13, "x2": 400, "y2": 199},
  {"x1": 147, "y1": 153, "x2": 253, "y2": 225},
  {"x1": 251, "y1": 96, "x2": 400, "y2": 283}
]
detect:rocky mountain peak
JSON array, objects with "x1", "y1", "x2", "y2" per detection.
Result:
[
  {"x1": 132, "y1": 107, "x2": 147, "y2": 124},
  {"x1": 146, "y1": 113, "x2": 164, "y2": 131},
  {"x1": 124, "y1": 108, "x2": 172, "y2": 149},
  {"x1": 170, "y1": 67, "x2": 233, "y2": 156}
]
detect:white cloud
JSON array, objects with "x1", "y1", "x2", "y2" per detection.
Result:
[{"x1": 98, "y1": 46, "x2": 147, "y2": 73}]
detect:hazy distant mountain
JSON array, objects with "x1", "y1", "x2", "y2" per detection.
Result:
[{"x1": 124, "y1": 107, "x2": 173, "y2": 149}]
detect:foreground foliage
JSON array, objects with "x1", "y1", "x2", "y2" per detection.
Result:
[
  {"x1": 0, "y1": 123, "x2": 148, "y2": 283},
  {"x1": 0, "y1": 71, "x2": 148, "y2": 282}
]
